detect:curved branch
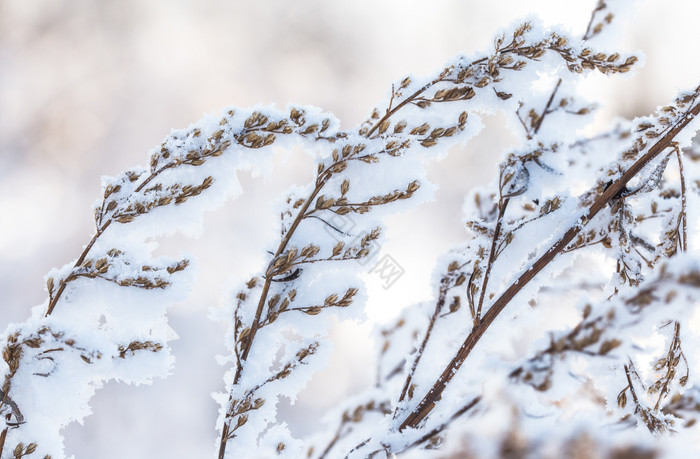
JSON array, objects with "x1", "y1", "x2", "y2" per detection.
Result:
[{"x1": 398, "y1": 99, "x2": 700, "y2": 431}]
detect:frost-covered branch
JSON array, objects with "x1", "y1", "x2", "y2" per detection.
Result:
[
  {"x1": 0, "y1": 105, "x2": 345, "y2": 458},
  {"x1": 213, "y1": 15, "x2": 652, "y2": 457},
  {"x1": 397, "y1": 86, "x2": 700, "y2": 434},
  {"x1": 336, "y1": 5, "x2": 700, "y2": 457},
  {"x1": 5, "y1": 2, "x2": 700, "y2": 459}
]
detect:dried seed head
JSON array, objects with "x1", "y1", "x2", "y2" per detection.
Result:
[
  {"x1": 654, "y1": 358, "x2": 668, "y2": 371},
  {"x1": 430, "y1": 128, "x2": 445, "y2": 138},
  {"x1": 377, "y1": 120, "x2": 390, "y2": 134},
  {"x1": 238, "y1": 328, "x2": 251, "y2": 345},
  {"x1": 496, "y1": 91, "x2": 513, "y2": 100},
  {"x1": 279, "y1": 298, "x2": 289, "y2": 312},
  {"x1": 410, "y1": 123, "x2": 430, "y2": 136},
  {"x1": 332, "y1": 242, "x2": 345, "y2": 257},
  {"x1": 617, "y1": 391, "x2": 627, "y2": 409},
  {"x1": 598, "y1": 339, "x2": 621, "y2": 355},
  {"x1": 449, "y1": 296, "x2": 461, "y2": 313},
  {"x1": 268, "y1": 294, "x2": 281, "y2": 309},
  {"x1": 116, "y1": 215, "x2": 135, "y2": 224},
  {"x1": 236, "y1": 414, "x2": 248, "y2": 429},
  {"x1": 393, "y1": 120, "x2": 407, "y2": 134},
  {"x1": 324, "y1": 294, "x2": 339, "y2": 306},
  {"x1": 458, "y1": 112, "x2": 468, "y2": 127},
  {"x1": 95, "y1": 258, "x2": 109, "y2": 273}
]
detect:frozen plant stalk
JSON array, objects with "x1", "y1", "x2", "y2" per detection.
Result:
[{"x1": 3, "y1": 2, "x2": 700, "y2": 459}]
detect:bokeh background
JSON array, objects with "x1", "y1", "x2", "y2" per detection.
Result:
[{"x1": 1, "y1": 0, "x2": 699, "y2": 457}]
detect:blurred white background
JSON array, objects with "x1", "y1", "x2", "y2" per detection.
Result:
[{"x1": 1, "y1": 0, "x2": 699, "y2": 457}]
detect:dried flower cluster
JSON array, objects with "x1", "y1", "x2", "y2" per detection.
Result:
[{"x1": 3, "y1": 1, "x2": 700, "y2": 458}]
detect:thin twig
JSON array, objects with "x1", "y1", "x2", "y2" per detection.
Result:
[
  {"x1": 653, "y1": 322, "x2": 683, "y2": 411},
  {"x1": 318, "y1": 402, "x2": 392, "y2": 459},
  {"x1": 477, "y1": 78, "x2": 560, "y2": 321},
  {"x1": 476, "y1": 198, "x2": 509, "y2": 322},
  {"x1": 218, "y1": 177, "x2": 328, "y2": 459},
  {"x1": 0, "y1": 426, "x2": 6, "y2": 458},
  {"x1": 624, "y1": 362, "x2": 641, "y2": 409},
  {"x1": 395, "y1": 396, "x2": 481, "y2": 455},
  {"x1": 396, "y1": 278, "x2": 450, "y2": 406},
  {"x1": 318, "y1": 422, "x2": 346, "y2": 459},
  {"x1": 533, "y1": 78, "x2": 562, "y2": 135},
  {"x1": 44, "y1": 221, "x2": 111, "y2": 316},
  {"x1": 344, "y1": 437, "x2": 371, "y2": 459},
  {"x1": 365, "y1": 43, "x2": 546, "y2": 138},
  {"x1": 674, "y1": 146, "x2": 688, "y2": 252},
  {"x1": 583, "y1": 0, "x2": 605, "y2": 41},
  {"x1": 219, "y1": 50, "x2": 486, "y2": 458}
]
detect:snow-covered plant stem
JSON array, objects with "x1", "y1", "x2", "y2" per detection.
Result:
[
  {"x1": 399, "y1": 93, "x2": 700, "y2": 432},
  {"x1": 311, "y1": 5, "x2": 700, "y2": 457},
  {"x1": 5, "y1": 2, "x2": 700, "y2": 458},
  {"x1": 0, "y1": 106, "x2": 343, "y2": 458},
  {"x1": 213, "y1": 11, "x2": 651, "y2": 456}
]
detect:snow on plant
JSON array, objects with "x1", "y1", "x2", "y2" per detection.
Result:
[{"x1": 2, "y1": 1, "x2": 700, "y2": 458}]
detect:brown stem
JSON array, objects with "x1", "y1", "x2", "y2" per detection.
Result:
[
  {"x1": 517, "y1": 78, "x2": 562, "y2": 139},
  {"x1": 398, "y1": 99, "x2": 700, "y2": 431},
  {"x1": 239, "y1": 183, "x2": 326, "y2": 367},
  {"x1": 365, "y1": 53, "x2": 499, "y2": 138},
  {"x1": 219, "y1": 174, "x2": 330, "y2": 459},
  {"x1": 0, "y1": 426, "x2": 6, "y2": 459},
  {"x1": 44, "y1": 221, "x2": 112, "y2": 316},
  {"x1": 475, "y1": 78, "x2": 559, "y2": 320},
  {"x1": 134, "y1": 170, "x2": 164, "y2": 194},
  {"x1": 318, "y1": 421, "x2": 346, "y2": 459},
  {"x1": 217, "y1": 422, "x2": 234, "y2": 459},
  {"x1": 135, "y1": 144, "x2": 216, "y2": 194},
  {"x1": 219, "y1": 60, "x2": 466, "y2": 455},
  {"x1": 318, "y1": 402, "x2": 391, "y2": 459},
  {"x1": 475, "y1": 198, "x2": 509, "y2": 322},
  {"x1": 366, "y1": 78, "x2": 446, "y2": 138},
  {"x1": 624, "y1": 363, "x2": 641, "y2": 407},
  {"x1": 343, "y1": 438, "x2": 371, "y2": 459},
  {"x1": 654, "y1": 322, "x2": 681, "y2": 411},
  {"x1": 218, "y1": 60, "x2": 441, "y2": 456},
  {"x1": 351, "y1": 396, "x2": 481, "y2": 458},
  {"x1": 46, "y1": 157, "x2": 185, "y2": 317},
  {"x1": 583, "y1": 0, "x2": 605, "y2": 41},
  {"x1": 675, "y1": 147, "x2": 688, "y2": 252},
  {"x1": 532, "y1": 78, "x2": 562, "y2": 135},
  {"x1": 475, "y1": 77, "x2": 560, "y2": 322},
  {"x1": 396, "y1": 278, "x2": 450, "y2": 407},
  {"x1": 395, "y1": 396, "x2": 481, "y2": 455}
]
